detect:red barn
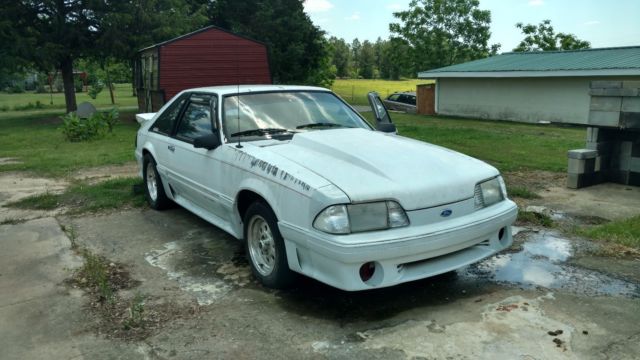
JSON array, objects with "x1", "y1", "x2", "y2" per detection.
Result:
[{"x1": 135, "y1": 25, "x2": 272, "y2": 112}]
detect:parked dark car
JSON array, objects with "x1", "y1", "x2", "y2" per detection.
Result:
[{"x1": 383, "y1": 92, "x2": 416, "y2": 113}]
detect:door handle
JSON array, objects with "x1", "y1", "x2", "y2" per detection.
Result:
[{"x1": 168, "y1": 145, "x2": 175, "y2": 152}]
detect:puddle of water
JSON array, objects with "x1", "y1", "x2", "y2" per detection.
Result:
[{"x1": 462, "y1": 230, "x2": 639, "y2": 297}]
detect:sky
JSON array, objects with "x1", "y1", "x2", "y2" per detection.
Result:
[{"x1": 303, "y1": 0, "x2": 640, "y2": 52}]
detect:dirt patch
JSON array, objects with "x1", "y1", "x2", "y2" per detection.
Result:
[
  {"x1": 0, "y1": 172, "x2": 68, "y2": 223},
  {"x1": 0, "y1": 157, "x2": 23, "y2": 165},
  {"x1": 68, "y1": 250, "x2": 196, "y2": 341},
  {"x1": 504, "y1": 170, "x2": 565, "y2": 192},
  {"x1": 505, "y1": 170, "x2": 640, "y2": 221},
  {"x1": 72, "y1": 162, "x2": 138, "y2": 185}
]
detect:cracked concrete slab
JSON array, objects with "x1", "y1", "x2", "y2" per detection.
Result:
[{"x1": 0, "y1": 218, "x2": 142, "y2": 360}]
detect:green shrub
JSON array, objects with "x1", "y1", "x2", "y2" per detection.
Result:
[
  {"x1": 0, "y1": 105, "x2": 9, "y2": 112},
  {"x1": 35, "y1": 82, "x2": 47, "y2": 93},
  {"x1": 6, "y1": 83, "x2": 24, "y2": 93},
  {"x1": 61, "y1": 112, "x2": 107, "y2": 142},
  {"x1": 75, "y1": 78, "x2": 84, "y2": 92},
  {"x1": 101, "y1": 107, "x2": 120, "y2": 132},
  {"x1": 88, "y1": 80, "x2": 104, "y2": 99}
]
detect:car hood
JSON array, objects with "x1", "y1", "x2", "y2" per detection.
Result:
[{"x1": 264, "y1": 128, "x2": 499, "y2": 210}]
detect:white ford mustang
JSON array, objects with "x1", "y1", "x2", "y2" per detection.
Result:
[{"x1": 135, "y1": 85, "x2": 517, "y2": 291}]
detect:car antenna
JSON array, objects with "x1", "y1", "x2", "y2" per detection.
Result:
[{"x1": 235, "y1": 52, "x2": 243, "y2": 149}]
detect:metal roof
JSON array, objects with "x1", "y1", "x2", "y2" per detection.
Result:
[
  {"x1": 419, "y1": 46, "x2": 640, "y2": 78},
  {"x1": 138, "y1": 25, "x2": 267, "y2": 52}
]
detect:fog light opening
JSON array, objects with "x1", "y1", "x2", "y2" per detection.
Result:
[
  {"x1": 359, "y1": 262, "x2": 376, "y2": 283},
  {"x1": 498, "y1": 227, "x2": 506, "y2": 241}
]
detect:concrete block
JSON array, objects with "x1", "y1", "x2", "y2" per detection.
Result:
[
  {"x1": 633, "y1": 141, "x2": 640, "y2": 157},
  {"x1": 631, "y1": 157, "x2": 640, "y2": 172},
  {"x1": 568, "y1": 149, "x2": 597, "y2": 159},
  {"x1": 568, "y1": 158, "x2": 595, "y2": 174},
  {"x1": 609, "y1": 170, "x2": 630, "y2": 184},
  {"x1": 629, "y1": 172, "x2": 640, "y2": 186},
  {"x1": 595, "y1": 156, "x2": 610, "y2": 171},
  {"x1": 604, "y1": 88, "x2": 638, "y2": 97},
  {"x1": 622, "y1": 97, "x2": 640, "y2": 112},
  {"x1": 620, "y1": 112, "x2": 640, "y2": 129},
  {"x1": 588, "y1": 111, "x2": 620, "y2": 127},
  {"x1": 590, "y1": 81, "x2": 622, "y2": 89},
  {"x1": 586, "y1": 141, "x2": 613, "y2": 153},
  {"x1": 620, "y1": 141, "x2": 633, "y2": 156},
  {"x1": 622, "y1": 80, "x2": 640, "y2": 89},
  {"x1": 589, "y1": 97, "x2": 622, "y2": 112},
  {"x1": 567, "y1": 172, "x2": 597, "y2": 189}
]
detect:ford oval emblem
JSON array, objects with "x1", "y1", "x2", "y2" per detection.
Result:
[{"x1": 440, "y1": 209, "x2": 453, "y2": 217}]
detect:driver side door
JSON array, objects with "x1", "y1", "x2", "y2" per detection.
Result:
[{"x1": 165, "y1": 93, "x2": 230, "y2": 223}]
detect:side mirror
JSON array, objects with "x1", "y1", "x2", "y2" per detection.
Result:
[
  {"x1": 367, "y1": 91, "x2": 393, "y2": 125},
  {"x1": 193, "y1": 131, "x2": 221, "y2": 150},
  {"x1": 376, "y1": 123, "x2": 397, "y2": 133}
]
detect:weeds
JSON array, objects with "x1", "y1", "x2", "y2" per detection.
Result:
[
  {"x1": 60, "y1": 223, "x2": 78, "y2": 249},
  {"x1": 576, "y1": 215, "x2": 640, "y2": 249},
  {"x1": 509, "y1": 186, "x2": 541, "y2": 199},
  {"x1": 123, "y1": 293, "x2": 146, "y2": 330},
  {"x1": 517, "y1": 210, "x2": 554, "y2": 227},
  {"x1": 81, "y1": 249, "x2": 114, "y2": 303}
]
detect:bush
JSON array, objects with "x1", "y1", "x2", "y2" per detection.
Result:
[
  {"x1": 36, "y1": 82, "x2": 47, "y2": 93},
  {"x1": 88, "y1": 80, "x2": 104, "y2": 99},
  {"x1": 75, "y1": 78, "x2": 84, "y2": 92},
  {"x1": 6, "y1": 83, "x2": 24, "y2": 93},
  {"x1": 0, "y1": 105, "x2": 9, "y2": 112},
  {"x1": 100, "y1": 107, "x2": 120, "y2": 132},
  {"x1": 61, "y1": 112, "x2": 107, "y2": 142},
  {"x1": 54, "y1": 78, "x2": 63, "y2": 92}
]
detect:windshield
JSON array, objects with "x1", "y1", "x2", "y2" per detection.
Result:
[{"x1": 222, "y1": 91, "x2": 371, "y2": 141}]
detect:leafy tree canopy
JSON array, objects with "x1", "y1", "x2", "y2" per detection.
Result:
[
  {"x1": 390, "y1": 0, "x2": 500, "y2": 72},
  {"x1": 513, "y1": 20, "x2": 591, "y2": 52},
  {"x1": 210, "y1": 0, "x2": 334, "y2": 86}
]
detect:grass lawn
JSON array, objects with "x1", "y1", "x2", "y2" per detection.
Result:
[
  {"x1": 331, "y1": 79, "x2": 433, "y2": 105},
  {"x1": 576, "y1": 215, "x2": 640, "y2": 249},
  {"x1": 7, "y1": 177, "x2": 146, "y2": 215},
  {"x1": 0, "y1": 83, "x2": 137, "y2": 120},
  {"x1": 0, "y1": 111, "x2": 139, "y2": 176},
  {"x1": 365, "y1": 112, "x2": 585, "y2": 173}
]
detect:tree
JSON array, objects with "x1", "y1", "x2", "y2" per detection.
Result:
[
  {"x1": 513, "y1": 20, "x2": 591, "y2": 52},
  {"x1": 3, "y1": 1, "x2": 107, "y2": 112},
  {"x1": 390, "y1": 0, "x2": 500, "y2": 72},
  {"x1": 328, "y1": 37, "x2": 351, "y2": 78},
  {"x1": 350, "y1": 39, "x2": 362, "y2": 77},
  {"x1": 380, "y1": 37, "x2": 414, "y2": 80},
  {"x1": 359, "y1": 40, "x2": 376, "y2": 79},
  {"x1": 210, "y1": 0, "x2": 333, "y2": 86}
]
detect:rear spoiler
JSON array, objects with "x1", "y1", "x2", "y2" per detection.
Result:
[{"x1": 135, "y1": 113, "x2": 156, "y2": 125}]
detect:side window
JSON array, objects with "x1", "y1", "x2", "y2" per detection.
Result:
[
  {"x1": 397, "y1": 95, "x2": 409, "y2": 104},
  {"x1": 176, "y1": 101, "x2": 213, "y2": 141},
  {"x1": 408, "y1": 96, "x2": 416, "y2": 105},
  {"x1": 388, "y1": 94, "x2": 400, "y2": 101},
  {"x1": 152, "y1": 95, "x2": 187, "y2": 135}
]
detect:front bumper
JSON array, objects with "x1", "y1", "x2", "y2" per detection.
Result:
[{"x1": 279, "y1": 200, "x2": 518, "y2": 291}]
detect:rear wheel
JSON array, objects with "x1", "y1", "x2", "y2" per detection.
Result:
[
  {"x1": 244, "y1": 202, "x2": 296, "y2": 289},
  {"x1": 143, "y1": 154, "x2": 171, "y2": 210}
]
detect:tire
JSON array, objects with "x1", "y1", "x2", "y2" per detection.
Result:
[
  {"x1": 244, "y1": 201, "x2": 296, "y2": 289},
  {"x1": 142, "y1": 154, "x2": 172, "y2": 210}
]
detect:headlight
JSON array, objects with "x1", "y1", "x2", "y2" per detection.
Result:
[
  {"x1": 474, "y1": 176, "x2": 505, "y2": 209},
  {"x1": 313, "y1": 201, "x2": 409, "y2": 235}
]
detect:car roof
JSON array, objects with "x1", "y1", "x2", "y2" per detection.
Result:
[
  {"x1": 390, "y1": 91, "x2": 416, "y2": 96},
  {"x1": 186, "y1": 84, "x2": 330, "y2": 96}
]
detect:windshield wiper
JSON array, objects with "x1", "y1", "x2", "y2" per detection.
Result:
[
  {"x1": 296, "y1": 122, "x2": 352, "y2": 129},
  {"x1": 230, "y1": 128, "x2": 292, "y2": 137}
]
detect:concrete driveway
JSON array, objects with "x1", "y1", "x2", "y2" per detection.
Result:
[{"x1": 2, "y1": 204, "x2": 638, "y2": 359}]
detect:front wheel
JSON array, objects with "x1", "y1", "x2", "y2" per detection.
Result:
[
  {"x1": 244, "y1": 202, "x2": 296, "y2": 289},
  {"x1": 143, "y1": 154, "x2": 172, "y2": 210}
]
